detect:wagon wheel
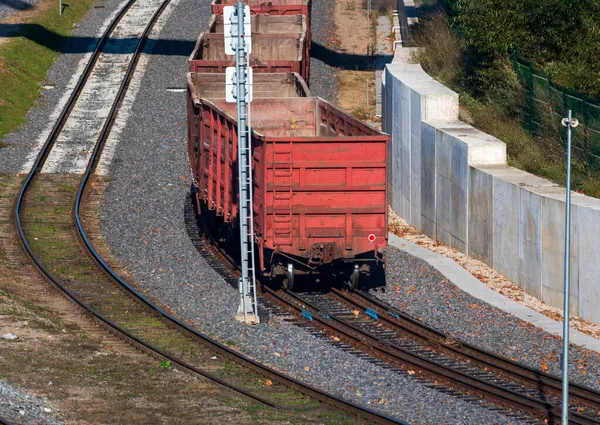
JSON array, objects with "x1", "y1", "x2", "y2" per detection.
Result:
[
  {"x1": 349, "y1": 264, "x2": 360, "y2": 290},
  {"x1": 283, "y1": 263, "x2": 294, "y2": 291}
]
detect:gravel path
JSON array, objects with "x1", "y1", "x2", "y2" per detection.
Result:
[
  {"x1": 99, "y1": 2, "x2": 532, "y2": 424},
  {"x1": 307, "y1": 0, "x2": 338, "y2": 103},
  {"x1": 0, "y1": 382, "x2": 62, "y2": 425},
  {"x1": 380, "y1": 246, "x2": 600, "y2": 391},
  {"x1": 0, "y1": 0, "x2": 126, "y2": 173}
]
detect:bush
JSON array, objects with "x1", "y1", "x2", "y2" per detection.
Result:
[
  {"x1": 415, "y1": 8, "x2": 600, "y2": 197},
  {"x1": 412, "y1": 14, "x2": 463, "y2": 88},
  {"x1": 447, "y1": 0, "x2": 600, "y2": 98},
  {"x1": 362, "y1": 0, "x2": 396, "y2": 12}
]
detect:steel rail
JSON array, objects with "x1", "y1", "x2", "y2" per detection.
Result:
[
  {"x1": 12, "y1": 0, "x2": 278, "y2": 410},
  {"x1": 334, "y1": 287, "x2": 600, "y2": 410},
  {"x1": 185, "y1": 203, "x2": 408, "y2": 424},
  {"x1": 55, "y1": 9, "x2": 408, "y2": 425},
  {"x1": 267, "y1": 288, "x2": 600, "y2": 425}
]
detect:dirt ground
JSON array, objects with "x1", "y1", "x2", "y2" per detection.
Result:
[
  {"x1": 0, "y1": 173, "x2": 345, "y2": 425},
  {"x1": 333, "y1": 0, "x2": 377, "y2": 117},
  {"x1": 0, "y1": 173, "x2": 262, "y2": 424}
]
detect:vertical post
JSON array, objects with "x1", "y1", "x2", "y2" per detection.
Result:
[
  {"x1": 366, "y1": 79, "x2": 369, "y2": 106},
  {"x1": 367, "y1": 0, "x2": 371, "y2": 19},
  {"x1": 560, "y1": 110, "x2": 578, "y2": 425},
  {"x1": 231, "y1": 1, "x2": 259, "y2": 324},
  {"x1": 59, "y1": 0, "x2": 62, "y2": 15},
  {"x1": 235, "y1": 0, "x2": 249, "y2": 324},
  {"x1": 528, "y1": 62, "x2": 535, "y2": 134}
]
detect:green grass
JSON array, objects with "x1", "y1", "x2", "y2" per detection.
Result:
[
  {"x1": 414, "y1": 12, "x2": 600, "y2": 197},
  {"x1": 0, "y1": 0, "x2": 97, "y2": 139}
]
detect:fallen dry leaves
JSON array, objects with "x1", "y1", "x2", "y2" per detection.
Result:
[{"x1": 388, "y1": 207, "x2": 600, "y2": 341}]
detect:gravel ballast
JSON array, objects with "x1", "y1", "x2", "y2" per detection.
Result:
[
  {"x1": 0, "y1": 0, "x2": 126, "y2": 174},
  {"x1": 0, "y1": 382, "x2": 62, "y2": 425},
  {"x1": 98, "y1": 2, "x2": 533, "y2": 424},
  {"x1": 307, "y1": 0, "x2": 338, "y2": 103},
  {"x1": 380, "y1": 246, "x2": 600, "y2": 391}
]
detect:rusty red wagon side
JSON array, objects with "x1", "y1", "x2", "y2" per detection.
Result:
[
  {"x1": 188, "y1": 14, "x2": 309, "y2": 81},
  {"x1": 209, "y1": 0, "x2": 312, "y2": 61},
  {"x1": 210, "y1": 0, "x2": 311, "y2": 19},
  {"x1": 187, "y1": 91, "x2": 389, "y2": 289}
]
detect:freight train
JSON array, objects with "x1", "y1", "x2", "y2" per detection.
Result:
[{"x1": 187, "y1": 0, "x2": 389, "y2": 290}]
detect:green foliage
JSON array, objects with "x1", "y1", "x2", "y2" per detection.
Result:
[
  {"x1": 158, "y1": 360, "x2": 173, "y2": 370},
  {"x1": 447, "y1": 0, "x2": 600, "y2": 98},
  {"x1": 413, "y1": 14, "x2": 462, "y2": 88},
  {"x1": 0, "y1": 0, "x2": 96, "y2": 139},
  {"x1": 416, "y1": 8, "x2": 600, "y2": 197}
]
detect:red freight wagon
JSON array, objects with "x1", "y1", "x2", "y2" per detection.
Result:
[
  {"x1": 188, "y1": 14, "x2": 309, "y2": 81},
  {"x1": 211, "y1": 0, "x2": 311, "y2": 19},
  {"x1": 187, "y1": 93, "x2": 389, "y2": 289},
  {"x1": 187, "y1": 72, "x2": 310, "y2": 186},
  {"x1": 210, "y1": 0, "x2": 312, "y2": 64},
  {"x1": 186, "y1": 72, "x2": 310, "y2": 103}
]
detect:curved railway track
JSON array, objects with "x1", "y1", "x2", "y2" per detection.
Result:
[
  {"x1": 11, "y1": 1, "x2": 404, "y2": 423},
  {"x1": 334, "y1": 287, "x2": 600, "y2": 410},
  {"x1": 191, "y1": 217, "x2": 600, "y2": 425},
  {"x1": 261, "y1": 286, "x2": 600, "y2": 425}
]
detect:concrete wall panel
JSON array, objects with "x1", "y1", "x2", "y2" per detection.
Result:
[
  {"x1": 383, "y1": 60, "x2": 600, "y2": 325},
  {"x1": 493, "y1": 177, "x2": 520, "y2": 283},
  {"x1": 540, "y1": 193, "x2": 580, "y2": 314},
  {"x1": 518, "y1": 189, "x2": 542, "y2": 295},
  {"x1": 436, "y1": 176, "x2": 452, "y2": 247},
  {"x1": 451, "y1": 184, "x2": 467, "y2": 248},
  {"x1": 410, "y1": 90, "x2": 423, "y2": 229},
  {"x1": 468, "y1": 167, "x2": 493, "y2": 263},
  {"x1": 577, "y1": 203, "x2": 600, "y2": 323}
]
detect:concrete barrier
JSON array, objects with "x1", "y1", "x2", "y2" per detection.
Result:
[{"x1": 383, "y1": 62, "x2": 600, "y2": 325}]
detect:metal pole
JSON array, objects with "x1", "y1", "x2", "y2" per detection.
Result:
[
  {"x1": 247, "y1": 76, "x2": 258, "y2": 321},
  {"x1": 235, "y1": 0, "x2": 248, "y2": 323},
  {"x1": 59, "y1": 0, "x2": 62, "y2": 15},
  {"x1": 366, "y1": 79, "x2": 369, "y2": 106},
  {"x1": 560, "y1": 110, "x2": 578, "y2": 425}
]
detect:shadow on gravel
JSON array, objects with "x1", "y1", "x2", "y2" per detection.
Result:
[
  {"x1": 310, "y1": 41, "x2": 393, "y2": 71},
  {"x1": 0, "y1": 23, "x2": 195, "y2": 56},
  {"x1": 0, "y1": 0, "x2": 33, "y2": 12}
]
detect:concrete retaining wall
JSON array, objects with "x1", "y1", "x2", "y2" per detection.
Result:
[{"x1": 382, "y1": 62, "x2": 600, "y2": 324}]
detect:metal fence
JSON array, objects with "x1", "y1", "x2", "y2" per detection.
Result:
[
  {"x1": 396, "y1": 0, "x2": 413, "y2": 46},
  {"x1": 511, "y1": 49, "x2": 600, "y2": 168}
]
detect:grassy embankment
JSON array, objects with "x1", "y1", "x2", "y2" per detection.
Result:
[
  {"x1": 413, "y1": 5, "x2": 600, "y2": 197},
  {"x1": 0, "y1": 0, "x2": 97, "y2": 144}
]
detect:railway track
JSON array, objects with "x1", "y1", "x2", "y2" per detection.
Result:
[
  {"x1": 190, "y1": 206, "x2": 600, "y2": 424},
  {"x1": 195, "y1": 213, "x2": 600, "y2": 425},
  {"x1": 333, "y1": 288, "x2": 600, "y2": 411},
  {"x1": 260, "y1": 286, "x2": 600, "y2": 425},
  {"x1": 10, "y1": 0, "x2": 405, "y2": 422}
]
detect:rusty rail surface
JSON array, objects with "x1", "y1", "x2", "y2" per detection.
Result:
[
  {"x1": 12, "y1": 0, "x2": 278, "y2": 407},
  {"x1": 189, "y1": 201, "x2": 598, "y2": 424},
  {"x1": 335, "y1": 287, "x2": 600, "y2": 410},
  {"x1": 12, "y1": 0, "x2": 406, "y2": 422},
  {"x1": 263, "y1": 287, "x2": 600, "y2": 425}
]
